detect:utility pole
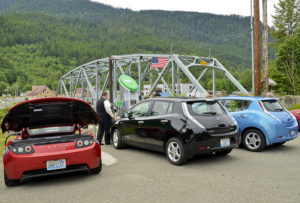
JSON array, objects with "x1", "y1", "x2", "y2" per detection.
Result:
[
  {"x1": 254, "y1": 0, "x2": 261, "y2": 96},
  {"x1": 109, "y1": 56, "x2": 113, "y2": 103},
  {"x1": 262, "y1": 0, "x2": 269, "y2": 96},
  {"x1": 250, "y1": 0, "x2": 254, "y2": 94}
]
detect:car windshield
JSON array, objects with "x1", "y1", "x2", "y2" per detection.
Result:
[
  {"x1": 187, "y1": 101, "x2": 225, "y2": 116},
  {"x1": 28, "y1": 126, "x2": 75, "y2": 136},
  {"x1": 262, "y1": 100, "x2": 284, "y2": 112}
]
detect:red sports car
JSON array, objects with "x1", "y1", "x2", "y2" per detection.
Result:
[
  {"x1": 290, "y1": 109, "x2": 300, "y2": 129},
  {"x1": 1, "y1": 97, "x2": 101, "y2": 186}
]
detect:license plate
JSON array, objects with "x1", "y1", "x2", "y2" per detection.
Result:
[
  {"x1": 47, "y1": 159, "x2": 66, "y2": 171},
  {"x1": 220, "y1": 138, "x2": 230, "y2": 147}
]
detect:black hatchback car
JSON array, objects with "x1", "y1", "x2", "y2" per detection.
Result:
[{"x1": 111, "y1": 98, "x2": 239, "y2": 165}]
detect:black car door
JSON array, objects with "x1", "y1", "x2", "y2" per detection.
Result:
[
  {"x1": 142, "y1": 101, "x2": 174, "y2": 152},
  {"x1": 122, "y1": 100, "x2": 152, "y2": 146}
]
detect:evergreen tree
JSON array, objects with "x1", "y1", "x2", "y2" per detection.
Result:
[{"x1": 270, "y1": 0, "x2": 300, "y2": 95}]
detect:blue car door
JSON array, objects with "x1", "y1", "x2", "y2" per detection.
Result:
[{"x1": 221, "y1": 99, "x2": 252, "y2": 131}]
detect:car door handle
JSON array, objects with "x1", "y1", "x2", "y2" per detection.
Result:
[
  {"x1": 160, "y1": 120, "x2": 168, "y2": 124},
  {"x1": 237, "y1": 115, "x2": 247, "y2": 118},
  {"x1": 138, "y1": 121, "x2": 144, "y2": 125}
]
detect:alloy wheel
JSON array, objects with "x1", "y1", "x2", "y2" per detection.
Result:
[
  {"x1": 167, "y1": 141, "x2": 181, "y2": 162},
  {"x1": 113, "y1": 131, "x2": 119, "y2": 147},
  {"x1": 245, "y1": 132, "x2": 261, "y2": 150}
]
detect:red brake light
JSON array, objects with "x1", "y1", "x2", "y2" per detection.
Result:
[
  {"x1": 258, "y1": 101, "x2": 264, "y2": 111},
  {"x1": 77, "y1": 140, "x2": 83, "y2": 147}
]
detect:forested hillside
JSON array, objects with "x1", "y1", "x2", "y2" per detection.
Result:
[{"x1": 0, "y1": 0, "x2": 269, "y2": 95}]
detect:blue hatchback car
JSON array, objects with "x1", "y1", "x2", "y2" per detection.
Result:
[{"x1": 217, "y1": 96, "x2": 298, "y2": 151}]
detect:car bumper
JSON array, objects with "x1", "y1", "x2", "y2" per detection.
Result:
[
  {"x1": 270, "y1": 124, "x2": 298, "y2": 144},
  {"x1": 186, "y1": 131, "x2": 239, "y2": 157},
  {"x1": 3, "y1": 143, "x2": 101, "y2": 180}
]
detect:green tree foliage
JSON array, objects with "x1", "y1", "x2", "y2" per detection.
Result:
[
  {"x1": 0, "y1": 0, "x2": 272, "y2": 95},
  {"x1": 272, "y1": 0, "x2": 300, "y2": 45},
  {"x1": 270, "y1": 0, "x2": 300, "y2": 95}
]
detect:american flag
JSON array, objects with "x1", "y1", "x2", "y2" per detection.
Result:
[{"x1": 152, "y1": 57, "x2": 168, "y2": 68}]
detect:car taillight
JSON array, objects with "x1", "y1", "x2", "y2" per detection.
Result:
[
  {"x1": 77, "y1": 140, "x2": 83, "y2": 147},
  {"x1": 258, "y1": 101, "x2": 265, "y2": 111},
  {"x1": 10, "y1": 145, "x2": 35, "y2": 154},
  {"x1": 76, "y1": 139, "x2": 94, "y2": 148},
  {"x1": 25, "y1": 146, "x2": 32, "y2": 153}
]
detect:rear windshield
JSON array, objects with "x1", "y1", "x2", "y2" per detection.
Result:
[
  {"x1": 187, "y1": 101, "x2": 225, "y2": 116},
  {"x1": 28, "y1": 126, "x2": 75, "y2": 136},
  {"x1": 262, "y1": 100, "x2": 284, "y2": 112}
]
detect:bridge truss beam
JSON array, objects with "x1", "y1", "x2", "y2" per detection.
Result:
[{"x1": 57, "y1": 54, "x2": 248, "y2": 107}]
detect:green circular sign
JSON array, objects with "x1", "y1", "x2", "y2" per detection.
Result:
[{"x1": 119, "y1": 74, "x2": 138, "y2": 92}]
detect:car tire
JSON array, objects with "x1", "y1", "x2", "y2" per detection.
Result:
[
  {"x1": 242, "y1": 129, "x2": 266, "y2": 152},
  {"x1": 165, "y1": 137, "x2": 187, "y2": 165},
  {"x1": 90, "y1": 160, "x2": 102, "y2": 174},
  {"x1": 112, "y1": 129, "x2": 125, "y2": 149},
  {"x1": 215, "y1": 149, "x2": 232, "y2": 156},
  {"x1": 4, "y1": 171, "x2": 20, "y2": 187}
]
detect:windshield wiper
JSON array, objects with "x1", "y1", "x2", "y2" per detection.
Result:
[
  {"x1": 202, "y1": 112, "x2": 217, "y2": 115},
  {"x1": 274, "y1": 108, "x2": 284, "y2": 112}
]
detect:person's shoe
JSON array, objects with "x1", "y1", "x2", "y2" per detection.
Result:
[{"x1": 105, "y1": 143, "x2": 111, "y2": 145}]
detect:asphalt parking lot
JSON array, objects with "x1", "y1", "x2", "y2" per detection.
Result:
[{"x1": 1, "y1": 138, "x2": 300, "y2": 203}]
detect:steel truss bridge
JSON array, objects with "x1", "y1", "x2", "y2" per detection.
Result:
[{"x1": 56, "y1": 54, "x2": 248, "y2": 107}]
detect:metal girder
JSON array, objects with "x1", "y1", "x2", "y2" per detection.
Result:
[
  {"x1": 57, "y1": 53, "x2": 248, "y2": 107},
  {"x1": 190, "y1": 68, "x2": 208, "y2": 92},
  {"x1": 148, "y1": 62, "x2": 170, "y2": 95},
  {"x1": 153, "y1": 68, "x2": 171, "y2": 93},
  {"x1": 61, "y1": 80, "x2": 69, "y2": 97},
  {"x1": 214, "y1": 58, "x2": 248, "y2": 93},
  {"x1": 172, "y1": 55, "x2": 208, "y2": 96},
  {"x1": 81, "y1": 68, "x2": 96, "y2": 99}
]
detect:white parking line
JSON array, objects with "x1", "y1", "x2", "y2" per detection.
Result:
[{"x1": 102, "y1": 151, "x2": 116, "y2": 166}]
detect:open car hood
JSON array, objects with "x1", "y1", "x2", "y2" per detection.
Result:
[{"x1": 1, "y1": 97, "x2": 98, "y2": 133}]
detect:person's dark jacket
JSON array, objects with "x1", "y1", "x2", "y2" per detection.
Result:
[{"x1": 96, "y1": 97, "x2": 112, "y2": 126}]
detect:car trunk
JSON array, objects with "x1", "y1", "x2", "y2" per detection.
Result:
[
  {"x1": 193, "y1": 114, "x2": 235, "y2": 134},
  {"x1": 261, "y1": 100, "x2": 294, "y2": 127},
  {"x1": 269, "y1": 111, "x2": 294, "y2": 127},
  {"x1": 186, "y1": 100, "x2": 236, "y2": 134},
  {"x1": 1, "y1": 97, "x2": 98, "y2": 135}
]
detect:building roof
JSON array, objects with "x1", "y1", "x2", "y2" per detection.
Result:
[
  {"x1": 261, "y1": 78, "x2": 277, "y2": 86},
  {"x1": 27, "y1": 86, "x2": 47, "y2": 96}
]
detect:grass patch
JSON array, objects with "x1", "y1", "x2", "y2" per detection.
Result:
[
  {"x1": 0, "y1": 132, "x2": 7, "y2": 156},
  {"x1": 287, "y1": 104, "x2": 300, "y2": 110},
  {"x1": 0, "y1": 107, "x2": 10, "y2": 156}
]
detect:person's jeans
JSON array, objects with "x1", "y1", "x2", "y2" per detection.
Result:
[{"x1": 97, "y1": 122, "x2": 111, "y2": 144}]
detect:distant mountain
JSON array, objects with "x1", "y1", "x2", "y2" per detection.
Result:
[{"x1": 0, "y1": 0, "x2": 271, "y2": 94}]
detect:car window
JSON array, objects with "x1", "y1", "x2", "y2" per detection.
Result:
[
  {"x1": 151, "y1": 101, "x2": 170, "y2": 116},
  {"x1": 221, "y1": 100, "x2": 251, "y2": 112},
  {"x1": 167, "y1": 102, "x2": 174, "y2": 114},
  {"x1": 262, "y1": 100, "x2": 284, "y2": 112},
  {"x1": 131, "y1": 101, "x2": 152, "y2": 118},
  {"x1": 187, "y1": 101, "x2": 224, "y2": 116}
]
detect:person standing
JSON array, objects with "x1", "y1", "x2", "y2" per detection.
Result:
[{"x1": 96, "y1": 91, "x2": 116, "y2": 145}]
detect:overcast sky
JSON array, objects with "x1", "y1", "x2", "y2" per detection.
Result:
[{"x1": 90, "y1": 0, "x2": 279, "y2": 25}]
